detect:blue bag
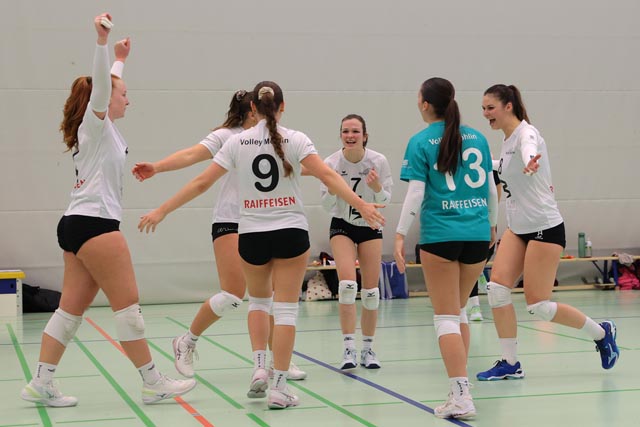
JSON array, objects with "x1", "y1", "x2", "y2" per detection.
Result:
[{"x1": 379, "y1": 261, "x2": 409, "y2": 299}]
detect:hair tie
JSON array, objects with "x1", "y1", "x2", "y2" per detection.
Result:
[
  {"x1": 234, "y1": 89, "x2": 247, "y2": 102},
  {"x1": 258, "y1": 87, "x2": 274, "y2": 100}
]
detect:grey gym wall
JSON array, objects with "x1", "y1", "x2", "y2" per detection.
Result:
[{"x1": 1, "y1": 1, "x2": 638, "y2": 303}]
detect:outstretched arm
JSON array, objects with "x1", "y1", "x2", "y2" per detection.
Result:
[
  {"x1": 138, "y1": 162, "x2": 227, "y2": 233},
  {"x1": 132, "y1": 144, "x2": 212, "y2": 181}
]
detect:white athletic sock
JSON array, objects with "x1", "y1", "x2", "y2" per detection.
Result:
[
  {"x1": 272, "y1": 369, "x2": 288, "y2": 391},
  {"x1": 362, "y1": 336, "x2": 374, "y2": 351},
  {"x1": 253, "y1": 350, "x2": 267, "y2": 369},
  {"x1": 582, "y1": 317, "x2": 605, "y2": 340},
  {"x1": 138, "y1": 360, "x2": 162, "y2": 385},
  {"x1": 499, "y1": 338, "x2": 518, "y2": 365},
  {"x1": 468, "y1": 296, "x2": 480, "y2": 307},
  {"x1": 343, "y1": 334, "x2": 356, "y2": 350},
  {"x1": 183, "y1": 330, "x2": 199, "y2": 346},
  {"x1": 449, "y1": 377, "x2": 471, "y2": 398},
  {"x1": 34, "y1": 362, "x2": 57, "y2": 385}
]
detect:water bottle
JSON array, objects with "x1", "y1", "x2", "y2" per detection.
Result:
[
  {"x1": 585, "y1": 240, "x2": 593, "y2": 258},
  {"x1": 578, "y1": 232, "x2": 586, "y2": 257}
]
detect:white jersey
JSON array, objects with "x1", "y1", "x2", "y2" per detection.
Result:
[
  {"x1": 321, "y1": 148, "x2": 392, "y2": 227},
  {"x1": 497, "y1": 120, "x2": 563, "y2": 234},
  {"x1": 199, "y1": 126, "x2": 243, "y2": 224},
  {"x1": 213, "y1": 119, "x2": 317, "y2": 234},
  {"x1": 64, "y1": 104, "x2": 128, "y2": 221}
]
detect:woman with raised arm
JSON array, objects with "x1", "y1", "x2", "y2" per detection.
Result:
[
  {"x1": 138, "y1": 81, "x2": 384, "y2": 410},
  {"x1": 476, "y1": 84, "x2": 619, "y2": 382},
  {"x1": 20, "y1": 14, "x2": 195, "y2": 408}
]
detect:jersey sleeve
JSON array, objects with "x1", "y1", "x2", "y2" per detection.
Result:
[
  {"x1": 519, "y1": 128, "x2": 539, "y2": 165},
  {"x1": 213, "y1": 134, "x2": 237, "y2": 171},
  {"x1": 292, "y1": 132, "x2": 318, "y2": 162},
  {"x1": 400, "y1": 137, "x2": 428, "y2": 183},
  {"x1": 199, "y1": 130, "x2": 226, "y2": 157}
]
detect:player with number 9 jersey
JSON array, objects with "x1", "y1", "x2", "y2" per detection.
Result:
[
  {"x1": 400, "y1": 121, "x2": 493, "y2": 244},
  {"x1": 214, "y1": 120, "x2": 317, "y2": 234}
]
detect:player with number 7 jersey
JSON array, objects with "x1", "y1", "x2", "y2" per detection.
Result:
[{"x1": 400, "y1": 121, "x2": 494, "y2": 244}]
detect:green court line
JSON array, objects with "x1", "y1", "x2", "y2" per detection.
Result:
[
  {"x1": 514, "y1": 322, "x2": 632, "y2": 350},
  {"x1": 7, "y1": 324, "x2": 52, "y2": 427},
  {"x1": 287, "y1": 382, "x2": 377, "y2": 426},
  {"x1": 0, "y1": 424, "x2": 40, "y2": 427},
  {"x1": 0, "y1": 423, "x2": 40, "y2": 427},
  {"x1": 145, "y1": 339, "x2": 270, "y2": 427},
  {"x1": 56, "y1": 417, "x2": 136, "y2": 424},
  {"x1": 166, "y1": 317, "x2": 251, "y2": 363},
  {"x1": 73, "y1": 337, "x2": 156, "y2": 427},
  {"x1": 246, "y1": 413, "x2": 270, "y2": 427},
  {"x1": 436, "y1": 387, "x2": 640, "y2": 402},
  {"x1": 0, "y1": 378, "x2": 25, "y2": 382},
  {"x1": 166, "y1": 317, "x2": 378, "y2": 427}
]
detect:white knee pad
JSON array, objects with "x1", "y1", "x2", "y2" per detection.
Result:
[
  {"x1": 43, "y1": 308, "x2": 82, "y2": 347},
  {"x1": 338, "y1": 280, "x2": 357, "y2": 304},
  {"x1": 361, "y1": 287, "x2": 380, "y2": 310},
  {"x1": 114, "y1": 304, "x2": 145, "y2": 342},
  {"x1": 459, "y1": 308, "x2": 469, "y2": 324},
  {"x1": 487, "y1": 281, "x2": 512, "y2": 308},
  {"x1": 434, "y1": 315, "x2": 461, "y2": 338},
  {"x1": 272, "y1": 302, "x2": 298, "y2": 326},
  {"x1": 209, "y1": 291, "x2": 242, "y2": 317},
  {"x1": 527, "y1": 300, "x2": 557, "y2": 322},
  {"x1": 248, "y1": 296, "x2": 273, "y2": 313}
]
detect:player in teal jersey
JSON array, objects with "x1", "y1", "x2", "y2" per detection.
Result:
[{"x1": 394, "y1": 77, "x2": 498, "y2": 420}]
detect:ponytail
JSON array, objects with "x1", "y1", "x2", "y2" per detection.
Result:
[
  {"x1": 60, "y1": 76, "x2": 92, "y2": 151},
  {"x1": 252, "y1": 81, "x2": 292, "y2": 177},
  {"x1": 438, "y1": 98, "x2": 462, "y2": 175},
  {"x1": 420, "y1": 77, "x2": 462, "y2": 175},
  {"x1": 216, "y1": 89, "x2": 254, "y2": 130}
]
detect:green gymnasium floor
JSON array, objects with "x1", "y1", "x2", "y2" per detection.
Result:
[{"x1": 2, "y1": 290, "x2": 638, "y2": 427}]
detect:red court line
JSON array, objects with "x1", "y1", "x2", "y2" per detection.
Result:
[{"x1": 85, "y1": 316, "x2": 214, "y2": 427}]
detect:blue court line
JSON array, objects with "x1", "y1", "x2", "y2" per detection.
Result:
[{"x1": 293, "y1": 350, "x2": 473, "y2": 427}]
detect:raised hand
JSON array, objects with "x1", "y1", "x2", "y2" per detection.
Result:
[
  {"x1": 114, "y1": 37, "x2": 131, "y2": 62},
  {"x1": 523, "y1": 153, "x2": 541, "y2": 175},
  {"x1": 94, "y1": 13, "x2": 112, "y2": 42},
  {"x1": 365, "y1": 167, "x2": 382, "y2": 192}
]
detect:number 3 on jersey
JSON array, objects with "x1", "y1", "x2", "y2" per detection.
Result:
[{"x1": 435, "y1": 147, "x2": 486, "y2": 190}]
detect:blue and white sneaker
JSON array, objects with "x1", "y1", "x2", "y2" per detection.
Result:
[
  {"x1": 595, "y1": 320, "x2": 619, "y2": 369},
  {"x1": 476, "y1": 360, "x2": 525, "y2": 381}
]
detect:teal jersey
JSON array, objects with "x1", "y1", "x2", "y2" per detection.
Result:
[{"x1": 400, "y1": 122, "x2": 492, "y2": 244}]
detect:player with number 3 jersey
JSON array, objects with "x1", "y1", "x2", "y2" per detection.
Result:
[{"x1": 394, "y1": 77, "x2": 498, "y2": 420}]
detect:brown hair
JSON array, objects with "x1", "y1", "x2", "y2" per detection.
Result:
[
  {"x1": 340, "y1": 114, "x2": 369, "y2": 147},
  {"x1": 252, "y1": 81, "x2": 292, "y2": 177},
  {"x1": 484, "y1": 84, "x2": 530, "y2": 123},
  {"x1": 420, "y1": 77, "x2": 462, "y2": 175},
  {"x1": 216, "y1": 89, "x2": 254, "y2": 130},
  {"x1": 60, "y1": 76, "x2": 92, "y2": 151}
]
